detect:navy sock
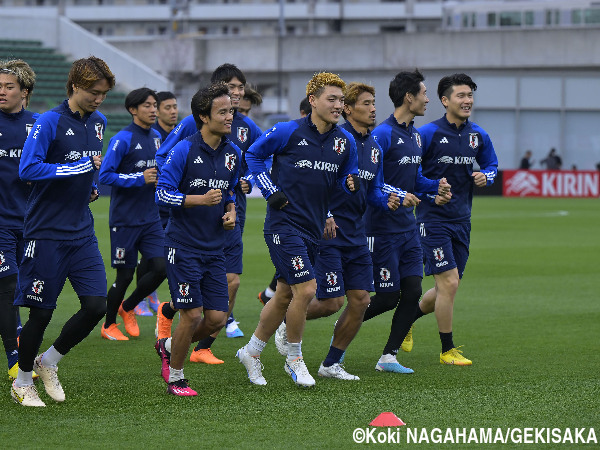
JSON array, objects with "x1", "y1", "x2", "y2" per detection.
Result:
[
  {"x1": 413, "y1": 304, "x2": 425, "y2": 322},
  {"x1": 161, "y1": 303, "x2": 176, "y2": 320},
  {"x1": 323, "y1": 346, "x2": 345, "y2": 367},
  {"x1": 440, "y1": 332, "x2": 454, "y2": 353},
  {"x1": 227, "y1": 314, "x2": 235, "y2": 326},
  {"x1": 6, "y1": 349, "x2": 18, "y2": 368},
  {"x1": 195, "y1": 336, "x2": 216, "y2": 351}
]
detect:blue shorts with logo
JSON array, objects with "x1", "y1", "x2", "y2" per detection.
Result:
[
  {"x1": 315, "y1": 243, "x2": 373, "y2": 299},
  {"x1": 109, "y1": 221, "x2": 164, "y2": 268},
  {"x1": 224, "y1": 223, "x2": 243, "y2": 275},
  {"x1": 14, "y1": 235, "x2": 107, "y2": 309},
  {"x1": 419, "y1": 222, "x2": 471, "y2": 279},
  {"x1": 368, "y1": 228, "x2": 423, "y2": 293},
  {"x1": 165, "y1": 246, "x2": 229, "y2": 312},
  {"x1": 264, "y1": 232, "x2": 317, "y2": 286},
  {"x1": 0, "y1": 228, "x2": 24, "y2": 279}
]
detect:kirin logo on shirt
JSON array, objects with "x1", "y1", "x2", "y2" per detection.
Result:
[
  {"x1": 469, "y1": 133, "x2": 479, "y2": 149},
  {"x1": 433, "y1": 247, "x2": 445, "y2": 261},
  {"x1": 237, "y1": 127, "x2": 248, "y2": 143},
  {"x1": 95, "y1": 123, "x2": 104, "y2": 141},
  {"x1": 333, "y1": 138, "x2": 346, "y2": 155},
  {"x1": 371, "y1": 147, "x2": 379, "y2": 164},
  {"x1": 414, "y1": 133, "x2": 422, "y2": 147},
  {"x1": 0, "y1": 150, "x2": 7, "y2": 158},
  {"x1": 32, "y1": 279, "x2": 44, "y2": 294},
  {"x1": 326, "y1": 272, "x2": 337, "y2": 286},
  {"x1": 135, "y1": 160, "x2": 147, "y2": 169},
  {"x1": 295, "y1": 160, "x2": 312, "y2": 169},
  {"x1": 154, "y1": 138, "x2": 161, "y2": 151},
  {"x1": 380, "y1": 267, "x2": 390, "y2": 281},
  {"x1": 291, "y1": 256, "x2": 304, "y2": 270},
  {"x1": 66, "y1": 151, "x2": 82, "y2": 161},
  {"x1": 178, "y1": 283, "x2": 190, "y2": 297},
  {"x1": 225, "y1": 153, "x2": 237, "y2": 171}
]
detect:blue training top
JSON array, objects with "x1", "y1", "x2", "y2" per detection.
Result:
[
  {"x1": 0, "y1": 108, "x2": 39, "y2": 229},
  {"x1": 19, "y1": 100, "x2": 106, "y2": 240}
]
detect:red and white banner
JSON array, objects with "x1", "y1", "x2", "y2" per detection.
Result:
[{"x1": 503, "y1": 170, "x2": 600, "y2": 198}]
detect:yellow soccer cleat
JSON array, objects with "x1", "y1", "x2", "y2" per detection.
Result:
[
  {"x1": 401, "y1": 325, "x2": 414, "y2": 353},
  {"x1": 440, "y1": 346, "x2": 472, "y2": 366}
]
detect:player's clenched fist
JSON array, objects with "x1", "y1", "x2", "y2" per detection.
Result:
[
  {"x1": 222, "y1": 210, "x2": 236, "y2": 230},
  {"x1": 438, "y1": 177, "x2": 451, "y2": 195},
  {"x1": 402, "y1": 192, "x2": 420, "y2": 207},
  {"x1": 346, "y1": 174, "x2": 360, "y2": 192},
  {"x1": 202, "y1": 188, "x2": 222, "y2": 206},
  {"x1": 144, "y1": 167, "x2": 157, "y2": 185},
  {"x1": 92, "y1": 155, "x2": 102, "y2": 170},
  {"x1": 387, "y1": 192, "x2": 400, "y2": 211}
]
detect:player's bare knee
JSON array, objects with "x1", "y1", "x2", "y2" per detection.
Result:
[{"x1": 227, "y1": 273, "x2": 241, "y2": 292}]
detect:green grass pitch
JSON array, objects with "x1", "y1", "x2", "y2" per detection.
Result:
[{"x1": 1, "y1": 196, "x2": 598, "y2": 448}]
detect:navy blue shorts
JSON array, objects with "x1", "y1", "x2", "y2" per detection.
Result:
[
  {"x1": 264, "y1": 232, "x2": 317, "y2": 286},
  {"x1": 315, "y1": 243, "x2": 373, "y2": 299},
  {"x1": 419, "y1": 222, "x2": 471, "y2": 279},
  {"x1": 368, "y1": 228, "x2": 423, "y2": 293},
  {"x1": 109, "y1": 221, "x2": 164, "y2": 268},
  {"x1": 0, "y1": 228, "x2": 24, "y2": 279},
  {"x1": 14, "y1": 236, "x2": 107, "y2": 309},
  {"x1": 165, "y1": 246, "x2": 229, "y2": 312},
  {"x1": 224, "y1": 223, "x2": 243, "y2": 275}
]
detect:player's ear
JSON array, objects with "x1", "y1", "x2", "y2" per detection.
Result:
[{"x1": 198, "y1": 113, "x2": 209, "y2": 125}]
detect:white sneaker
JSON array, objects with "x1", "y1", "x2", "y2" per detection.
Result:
[
  {"x1": 284, "y1": 357, "x2": 315, "y2": 387},
  {"x1": 318, "y1": 362, "x2": 360, "y2": 381},
  {"x1": 236, "y1": 347, "x2": 267, "y2": 385},
  {"x1": 226, "y1": 320, "x2": 244, "y2": 338},
  {"x1": 11, "y1": 381, "x2": 46, "y2": 407},
  {"x1": 274, "y1": 322, "x2": 288, "y2": 356},
  {"x1": 33, "y1": 354, "x2": 65, "y2": 402}
]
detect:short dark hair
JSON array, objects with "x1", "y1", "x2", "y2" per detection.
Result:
[
  {"x1": 243, "y1": 85, "x2": 262, "y2": 106},
  {"x1": 156, "y1": 91, "x2": 176, "y2": 108},
  {"x1": 437, "y1": 73, "x2": 477, "y2": 101},
  {"x1": 66, "y1": 56, "x2": 115, "y2": 97},
  {"x1": 125, "y1": 87, "x2": 158, "y2": 115},
  {"x1": 389, "y1": 69, "x2": 424, "y2": 108},
  {"x1": 299, "y1": 97, "x2": 311, "y2": 115},
  {"x1": 190, "y1": 82, "x2": 230, "y2": 130},
  {"x1": 210, "y1": 63, "x2": 246, "y2": 85}
]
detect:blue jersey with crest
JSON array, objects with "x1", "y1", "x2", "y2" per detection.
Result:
[
  {"x1": 151, "y1": 122, "x2": 170, "y2": 142},
  {"x1": 19, "y1": 100, "x2": 106, "y2": 240},
  {"x1": 246, "y1": 114, "x2": 359, "y2": 242},
  {"x1": 320, "y1": 120, "x2": 392, "y2": 247},
  {"x1": 366, "y1": 114, "x2": 439, "y2": 235},
  {"x1": 99, "y1": 122, "x2": 162, "y2": 227},
  {"x1": 156, "y1": 132, "x2": 241, "y2": 254},
  {"x1": 0, "y1": 108, "x2": 39, "y2": 228},
  {"x1": 417, "y1": 115, "x2": 498, "y2": 223}
]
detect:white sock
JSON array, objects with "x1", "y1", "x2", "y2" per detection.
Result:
[
  {"x1": 15, "y1": 368, "x2": 33, "y2": 387},
  {"x1": 265, "y1": 287, "x2": 275, "y2": 297},
  {"x1": 168, "y1": 366, "x2": 184, "y2": 383},
  {"x1": 287, "y1": 341, "x2": 302, "y2": 360},
  {"x1": 165, "y1": 337, "x2": 172, "y2": 353},
  {"x1": 247, "y1": 334, "x2": 266, "y2": 357},
  {"x1": 41, "y1": 346, "x2": 63, "y2": 367},
  {"x1": 379, "y1": 354, "x2": 397, "y2": 364}
]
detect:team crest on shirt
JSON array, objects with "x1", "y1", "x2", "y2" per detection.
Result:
[
  {"x1": 26, "y1": 124, "x2": 34, "y2": 135},
  {"x1": 380, "y1": 268, "x2": 390, "y2": 281},
  {"x1": 326, "y1": 272, "x2": 338, "y2": 286},
  {"x1": 115, "y1": 247, "x2": 126, "y2": 260},
  {"x1": 32, "y1": 279, "x2": 44, "y2": 294},
  {"x1": 225, "y1": 153, "x2": 237, "y2": 171},
  {"x1": 291, "y1": 256, "x2": 304, "y2": 270},
  {"x1": 433, "y1": 247, "x2": 445, "y2": 261},
  {"x1": 154, "y1": 138, "x2": 161, "y2": 150},
  {"x1": 0, "y1": 252, "x2": 5, "y2": 266},
  {"x1": 414, "y1": 133, "x2": 422, "y2": 148},
  {"x1": 95, "y1": 123, "x2": 104, "y2": 141},
  {"x1": 371, "y1": 147, "x2": 379, "y2": 164},
  {"x1": 333, "y1": 138, "x2": 346, "y2": 155},
  {"x1": 469, "y1": 133, "x2": 479, "y2": 149},
  {"x1": 237, "y1": 127, "x2": 248, "y2": 143},
  {"x1": 178, "y1": 283, "x2": 190, "y2": 297}
]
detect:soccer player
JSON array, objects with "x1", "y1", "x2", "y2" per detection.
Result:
[
  {"x1": 299, "y1": 82, "x2": 401, "y2": 380},
  {"x1": 155, "y1": 64, "x2": 262, "y2": 365},
  {"x1": 98, "y1": 88, "x2": 167, "y2": 340},
  {"x1": 412, "y1": 73, "x2": 498, "y2": 365},
  {"x1": 12, "y1": 56, "x2": 114, "y2": 407},
  {"x1": 154, "y1": 82, "x2": 241, "y2": 396},
  {"x1": 237, "y1": 72, "x2": 359, "y2": 387},
  {"x1": 0, "y1": 59, "x2": 38, "y2": 381},
  {"x1": 237, "y1": 85, "x2": 262, "y2": 117},
  {"x1": 152, "y1": 91, "x2": 178, "y2": 142},
  {"x1": 360, "y1": 70, "x2": 450, "y2": 373}
]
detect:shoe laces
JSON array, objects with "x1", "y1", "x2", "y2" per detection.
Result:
[
  {"x1": 289, "y1": 357, "x2": 309, "y2": 376},
  {"x1": 171, "y1": 378, "x2": 190, "y2": 388}
]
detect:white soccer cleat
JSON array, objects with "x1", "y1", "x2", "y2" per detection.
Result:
[
  {"x1": 284, "y1": 356, "x2": 315, "y2": 387},
  {"x1": 11, "y1": 381, "x2": 46, "y2": 407},
  {"x1": 318, "y1": 362, "x2": 360, "y2": 381},
  {"x1": 236, "y1": 346, "x2": 267, "y2": 386},
  {"x1": 33, "y1": 354, "x2": 65, "y2": 402},
  {"x1": 274, "y1": 322, "x2": 288, "y2": 356}
]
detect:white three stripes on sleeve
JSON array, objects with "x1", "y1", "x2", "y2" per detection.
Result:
[{"x1": 56, "y1": 159, "x2": 93, "y2": 176}]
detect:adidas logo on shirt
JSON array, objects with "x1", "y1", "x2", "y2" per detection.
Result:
[
  {"x1": 66, "y1": 128, "x2": 75, "y2": 136},
  {"x1": 440, "y1": 137, "x2": 449, "y2": 144},
  {"x1": 194, "y1": 156, "x2": 203, "y2": 164},
  {"x1": 298, "y1": 139, "x2": 308, "y2": 146},
  {"x1": 397, "y1": 138, "x2": 404, "y2": 144},
  {"x1": 135, "y1": 143, "x2": 142, "y2": 150}
]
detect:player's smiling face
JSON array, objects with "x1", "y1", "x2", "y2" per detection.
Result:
[
  {"x1": 0, "y1": 72, "x2": 27, "y2": 114},
  {"x1": 311, "y1": 85, "x2": 345, "y2": 126},
  {"x1": 131, "y1": 95, "x2": 157, "y2": 129},
  {"x1": 202, "y1": 94, "x2": 234, "y2": 137},
  {"x1": 346, "y1": 91, "x2": 376, "y2": 129},
  {"x1": 442, "y1": 84, "x2": 473, "y2": 124},
  {"x1": 226, "y1": 77, "x2": 245, "y2": 109}
]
